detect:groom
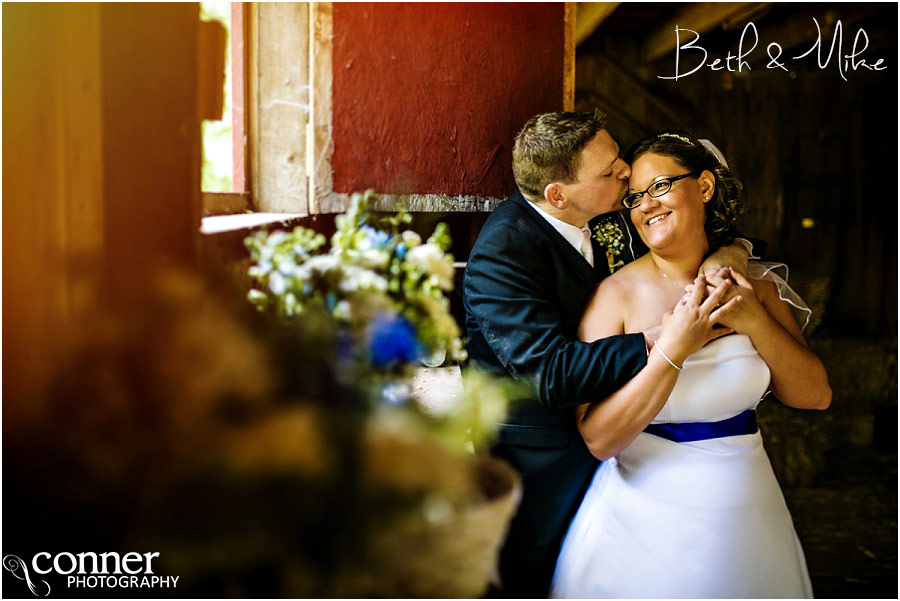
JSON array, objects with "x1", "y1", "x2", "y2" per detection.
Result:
[{"x1": 463, "y1": 110, "x2": 754, "y2": 597}]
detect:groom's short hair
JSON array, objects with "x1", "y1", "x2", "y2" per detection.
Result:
[{"x1": 512, "y1": 110, "x2": 608, "y2": 202}]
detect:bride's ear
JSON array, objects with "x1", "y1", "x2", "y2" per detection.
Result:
[{"x1": 698, "y1": 170, "x2": 715, "y2": 202}]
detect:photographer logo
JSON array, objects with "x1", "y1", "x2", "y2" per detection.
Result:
[{"x1": 3, "y1": 552, "x2": 179, "y2": 597}]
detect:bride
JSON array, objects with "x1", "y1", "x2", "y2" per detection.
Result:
[{"x1": 551, "y1": 131, "x2": 831, "y2": 598}]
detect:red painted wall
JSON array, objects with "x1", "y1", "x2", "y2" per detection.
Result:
[{"x1": 331, "y1": 3, "x2": 565, "y2": 198}]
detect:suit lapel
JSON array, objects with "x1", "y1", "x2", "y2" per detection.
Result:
[{"x1": 512, "y1": 192, "x2": 594, "y2": 284}]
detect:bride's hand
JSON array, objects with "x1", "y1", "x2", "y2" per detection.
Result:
[
  {"x1": 711, "y1": 268, "x2": 771, "y2": 335},
  {"x1": 683, "y1": 267, "x2": 733, "y2": 301},
  {"x1": 657, "y1": 275, "x2": 733, "y2": 366}
]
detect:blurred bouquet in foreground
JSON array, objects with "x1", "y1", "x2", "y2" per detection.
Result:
[
  {"x1": 245, "y1": 190, "x2": 465, "y2": 374},
  {"x1": 6, "y1": 265, "x2": 521, "y2": 597}
]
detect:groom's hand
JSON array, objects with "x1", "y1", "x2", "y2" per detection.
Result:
[{"x1": 700, "y1": 240, "x2": 750, "y2": 279}]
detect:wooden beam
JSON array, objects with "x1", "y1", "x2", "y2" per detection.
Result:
[
  {"x1": 576, "y1": 88, "x2": 652, "y2": 137},
  {"x1": 564, "y1": 3, "x2": 576, "y2": 110},
  {"x1": 308, "y1": 2, "x2": 333, "y2": 215},
  {"x1": 231, "y1": 2, "x2": 247, "y2": 193},
  {"x1": 315, "y1": 192, "x2": 505, "y2": 214},
  {"x1": 202, "y1": 192, "x2": 251, "y2": 217},
  {"x1": 642, "y1": 3, "x2": 768, "y2": 62},
  {"x1": 575, "y1": 2, "x2": 619, "y2": 47},
  {"x1": 248, "y1": 2, "x2": 310, "y2": 214},
  {"x1": 594, "y1": 51, "x2": 698, "y2": 128},
  {"x1": 197, "y1": 20, "x2": 226, "y2": 121},
  {"x1": 247, "y1": 2, "x2": 260, "y2": 208}
]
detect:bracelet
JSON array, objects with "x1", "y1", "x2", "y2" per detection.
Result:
[{"x1": 655, "y1": 342, "x2": 683, "y2": 371}]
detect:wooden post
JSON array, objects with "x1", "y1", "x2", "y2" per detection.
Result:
[
  {"x1": 564, "y1": 3, "x2": 576, "y2": 111},
  {"x1": 247, "y1": 2, "x2": 310, "y2": 214},
  {"x1": 232, "y1": 2, "x2": 248, "y2": 193}
]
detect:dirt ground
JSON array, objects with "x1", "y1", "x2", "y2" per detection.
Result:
[{"x1": 784, "y1": 445, "x2": 897, "y2": 599}]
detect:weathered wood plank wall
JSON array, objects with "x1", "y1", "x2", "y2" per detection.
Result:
[
  {"x1": 575, "y1": 6, "x2": 897, "y2": 334},
  {"x1": 330, "y1": 3, "x2": 566, "y2": 200}
]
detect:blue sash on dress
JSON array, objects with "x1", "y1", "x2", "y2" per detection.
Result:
[{"x1": 643, "y1": 409, "x2": 758, "y2": 443}]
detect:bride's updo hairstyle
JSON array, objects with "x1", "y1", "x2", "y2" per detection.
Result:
[{"x1": 624, "y1": 129, "x2": 744, "y2": 250}]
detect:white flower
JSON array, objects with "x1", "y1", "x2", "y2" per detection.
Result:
[
  {"x1": 268, "y1": 272, "x2": 287, "y2": 295},
  {"x1": 406, "y1": 243, "x2": 454, "y2": 290},
  {"x1": 333, "y1": 300, "x2": 352, "y2": 320},
  {"x1": 401, "y1": 230, "x2": 422, "y2": 249},
  {"x1": 256, "y1": 260, "x2": 273, "y2": 275},
  {"x1": 303, "y1": 254, "x2": 341, "y2": 275},
  {"x1": 418, "y1": 294, "x2": 461, "y2": 340},
  {"x1": 593, "y1": 222, "x2": 624, "y2": 254},
  {"x1": 355, "y1": 248, "x2": 391, "y2": 270},
  {"x1": 277, "y1": 257, "x2": 296, "y2": 275},
  {"x1": 450, "y1": 337, "x2": 467, "y2": 362},
  {"x1": 338, "y1": 265, "x2": 388, "y2": 293},
  {"x1": 267, "y1": 231, "x2": 288, "y2": 246}
]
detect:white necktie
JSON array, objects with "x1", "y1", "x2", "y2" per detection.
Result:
[{"x1": 580, "y1": 226, "x2": 594, "y2": 267}]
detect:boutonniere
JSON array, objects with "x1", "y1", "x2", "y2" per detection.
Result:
[{"x1": 592, "y1": 221, "x2": 625, "y2": 273}]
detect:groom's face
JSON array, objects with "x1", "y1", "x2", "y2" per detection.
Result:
[{"x1": 558, "y1": 130, "x2": 631, "y2": 223}]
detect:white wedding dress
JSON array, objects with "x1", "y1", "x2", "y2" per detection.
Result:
[{"x1": 551, "y1": 334, "x2": 813, "y2": 598}]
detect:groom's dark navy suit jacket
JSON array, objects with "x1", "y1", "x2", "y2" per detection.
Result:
[{"x1": 463, "y1": 190, "x2": 649, "y2": 597}]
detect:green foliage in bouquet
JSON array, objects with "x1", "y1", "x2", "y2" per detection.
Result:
[
  {"x1": 431, "y1": 368, "x2": 527, "y2": 454},
  {"x1": 245, "y1": 191, "x2": 465, "y2": 373}
]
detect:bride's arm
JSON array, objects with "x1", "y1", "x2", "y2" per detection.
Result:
[
  {"x1": 715, "y1": 268, "x2": 831, "y2": 410},
  {"x1": 576, "y1": 276, "x2": 731, "y2": 461}
]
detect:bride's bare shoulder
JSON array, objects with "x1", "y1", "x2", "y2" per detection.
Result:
[
  {"x1": 578, "y1": 256, "x2": 652, "y2": 341},
  {"x1": 597, "y1": 254, "x2": 653, "y2": 295},
  {"x1": 612, "y1": 254, "x2": 653, "y2": 281},
  {"x1": 590, "y1": 258, "x2": 642, "y2": 300}
]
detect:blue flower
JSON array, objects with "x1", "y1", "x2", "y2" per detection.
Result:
[
  {"x1": 367, "y1": 314, "x2": 421, "y2": 368},
  {"x1": 395, "y1": 243, "x2": 407, "y2": 259},
  {"x1": 360, "y1": 226, "x2": 390, "y2": 249}
]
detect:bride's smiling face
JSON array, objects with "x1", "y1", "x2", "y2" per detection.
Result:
[{"x1": 627, "y1": 152, "x2": 714, "y2": 252}]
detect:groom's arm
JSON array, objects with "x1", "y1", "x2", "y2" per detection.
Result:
[
  {"x1": 700, "y1": 234, "x2": 766, "y2": 282},
  {"x1": 701, "y1": 240, "x2": 751, "y2": 278},
  {"x1": 464, "y1": 226, "x2": 647, "y2": 411}
]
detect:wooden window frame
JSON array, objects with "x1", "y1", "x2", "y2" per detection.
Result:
[{"x1": 201, "y1": 2, "x2": 250, "y2": 217}]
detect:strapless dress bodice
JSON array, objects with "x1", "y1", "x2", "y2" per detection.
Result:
[{"x1": 652, "y1": 334, "x2": 770, "y2": 424}]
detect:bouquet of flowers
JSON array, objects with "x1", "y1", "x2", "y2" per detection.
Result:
[{"x1": 245, "y1": 191, "x2": 466, "y2": 375}]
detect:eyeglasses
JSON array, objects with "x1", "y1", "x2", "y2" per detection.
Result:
[{"x1": 622, "y1": 172, "x2": 697, "y2": 209}]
